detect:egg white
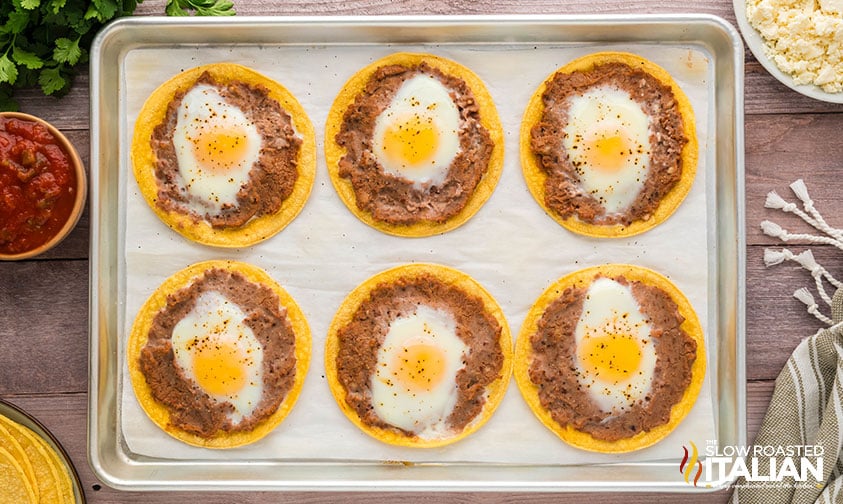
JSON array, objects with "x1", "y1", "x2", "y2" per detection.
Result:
[
  {"x1": 371, "y1": 304, "x2": 468, "y2": 438},
  {"x1": 172, "y1": 84, "x2": 263, "y2": 215},
  {"x1": 573, "y1": 277, "x2": 656, "y2": 415},
  {"x1": 372, "y1": 74, "x2": 461, "y2": 189},
  {"x1": 563, "y1": 86, "x2": 652, "y2": 214},
  {"x1": 171, "y1": 290, "x2": 264, "y2": 425}
]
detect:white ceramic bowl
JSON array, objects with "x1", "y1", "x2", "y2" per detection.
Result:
[{"x1": 733, "y1": 0, "x2": 843, "y2": 104}]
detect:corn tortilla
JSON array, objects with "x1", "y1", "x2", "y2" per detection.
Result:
[
  {"x1": 0, "y1": 423, "x2": 38, "y2": 502},
  {"x1": 0, "y1": 446, "x2": 36, "y2": 504},
  {"x1": 0, "y1": 412, "x2": 75, "y2": 503},
  {"x1": 514, "y1": 264, "x2": 706, "y2": 453},
  {"x1": 325, "y1": 53, "x2": 504, "y2": 237},
  {"x1": 325, "y1": 263, "x2": 512, "y2": 447},
  {"x1": 128, "y1": 260, "x2": 312, "y2": 448},
  {"x1": 519, "y1": 52, "x2": 698, "y2": 238},
  {"x1": 132, "y1": 62, "x2": 316, "y2": 248}
]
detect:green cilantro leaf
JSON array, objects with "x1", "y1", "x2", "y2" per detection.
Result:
[
  {"x1": 4, "y1": 10, "x2": 31, "y2": 34},
  {"x1": 47, "y1": 0, "x2": 67, "y2": 14},
  {"x1": 165, "y1": 1, "x2": 189, "y2": 16},
  {"x1": 92, "y1": 0, "x2": 118, "y2": 22},
  {"x1": 16, "y1": 66, "x2": 38, "y2": 88},
  {"x1": 83, "y1": 4, "x2": 104, "y2": 22},
  {"x1": 165, "y1": 0, "x2": 235, "y2": 16},
  {"x1": 38, "y1": 65, "x2": 66, "y2": 95},
  {"x1": 0, "y1": 54, "x2": 19, "y2": 85},
  {"x1": 12, "y1": 46, "x2": 43, "y2": 69},
  {"x1": 53, "y1": 37, "x2": 81, "y2": 65},
  {"x1": 0, "y1": 85, "x2": 19, "y2": 112},
  {"x1": 1, "y1": 0, "x2": 237, "y2": 108}
]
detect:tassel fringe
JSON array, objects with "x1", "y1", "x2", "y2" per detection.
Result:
[{"x1": 763, "y1": 180, "x2": 842, "y2": 326}]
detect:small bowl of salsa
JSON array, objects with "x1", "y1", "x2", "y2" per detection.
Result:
[{"x1": 0, "y1": 112, "x2": 86, "y2": 260}]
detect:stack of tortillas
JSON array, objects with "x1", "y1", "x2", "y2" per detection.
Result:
[{"x1": 0, "y1": 407, "x2": 76, "y2": 503}]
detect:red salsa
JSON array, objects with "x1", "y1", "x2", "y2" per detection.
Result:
[{"x1": 0, "y1": 116, "x2": 77, "y2": 255}]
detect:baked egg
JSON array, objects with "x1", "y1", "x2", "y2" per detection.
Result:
[
  {"x1": 170, "y1": 290, "x2": 266, "y2": 426},
  {"x1": 372, "y1": 304, "x2": 467, "y2": 439},
  {"x1": 128, "y1": 260, "x2": 311, "y2": 448},
  {"x1": 132, "y1": 62, "x2": 316, "y2": 248},
  {"x1": 564, "y1": 86, "x2": 652, "y2": 214},
  {"x1": 325, "y1": 52, "x2": 504, "y2": 237},
  {"x1": 514, "y1": 264, "x2": 705, "y2": 453},
  {"x1": 520, "y1": 52, "x2": 698, "y2": 238},
  {"x1": 325, "y1": 263, "x2": 512, "y2": 447},
  {"x1": 574, "y1": 276, "x2": 658, "y2": 416},
  {"x1": 171, "y1": 84, "x2": 263, "y2": 216},
  {"x1": 372, "y1": 73, "x2": 462, "y2": 188}
]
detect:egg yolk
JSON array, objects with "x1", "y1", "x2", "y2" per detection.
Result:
[
  {"x1": 191, "y1": 340, "x2": 248, "y2": 396},
  {"x1": 190, "y1": 126, "x2": 251, "y2": 174},
  {"x1": 392, "y1": 342, "x2": 447, "y2": 392},
  {"x1": 382, "y1": 113, "x2": 440, "y2": 169},
  {"x1": 582, "y1": 130, "x2": 632, "y2": 174},
  {"x1": 578, "y1": 332, "x2": 643, "y2": 383}
]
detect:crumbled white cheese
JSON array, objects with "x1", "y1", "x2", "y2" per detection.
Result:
[{"x1": 746, "y1": 0, "x2": 843, "y2": 93}]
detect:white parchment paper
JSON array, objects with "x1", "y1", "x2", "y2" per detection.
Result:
[{"x1": 118, "y1": 42, "x2": 716, "y2": 465}]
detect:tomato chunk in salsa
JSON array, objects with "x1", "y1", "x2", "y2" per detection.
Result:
[{"x1": 0, "y1": 117, "x2": 77, "y2": 255}]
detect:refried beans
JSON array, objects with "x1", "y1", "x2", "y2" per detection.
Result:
[
  {"x1": 527, "y1": 275, "x2": 696, "y2": 442},
  {"x1": 335, "y1": 274, "x2": 503, "y2": 436},
  {"x1": 139, "y1": 268, "x2": 297, "y2": 437},
  {"x1": 529, "y1": 62, "x2": 688, "y2": 226},
  {"x1": 336, "y1": 63, "x2": 494, "y2": 225},
  {"x1": 151, "y1": 72, "x2": 301, "y2": 228}
]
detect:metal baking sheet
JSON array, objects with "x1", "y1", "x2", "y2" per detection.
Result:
[{"x1": 88, "y1": 14, "x2": 746, "y2": 492}]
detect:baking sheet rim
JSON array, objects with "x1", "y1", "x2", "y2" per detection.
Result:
[{"x1": 88, "y1": 13, "x2": 746, "y2": 492}]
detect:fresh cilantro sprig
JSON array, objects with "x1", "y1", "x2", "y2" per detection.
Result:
[
  {"x1": 166, "y1": 0, "x2": 235, "y2": 17},
  {"x1": 0, "y1": 0, "x2": 236, "y2": 111}
]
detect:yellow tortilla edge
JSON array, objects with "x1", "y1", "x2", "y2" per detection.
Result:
[
  {"x1": 325, "y1": 263, "x2": 513, "y2": 448},
  {"x1": 325, "y1": 52, "x2": 505, "y2": 238},
  {"x1": 35, "y1": 432, "x2": 74, "y2": 503},
  {"x1": 131, "y1": 62, "x2": 316, "y2": 248},
  {"x1": 514, "y1": 264, "x2": 706, "y2": 453},
  {"x1": 0, "y1": 445, "x2": 37, "y2": 504},
  {"x1": 128, "y1": 259, "x2": 312, "y2": 449},
  {"x1": 0, "y1": 422, "x2": 39, "y2": 502},
  {"x1": 519, "y1": 51, "x2": 698, "y2": 238},
  {"x1": 0, "y1": 417, "x2": 64, "y2": 504},
  {"x1": 0, "y1": 415, "x2": 76, "y2": 502}
]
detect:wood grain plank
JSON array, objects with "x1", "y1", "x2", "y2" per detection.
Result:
[
  {"x1": 746, "y1": 113, "x2": 843, "y2": 247},
  {"x1": 0, "y1": 261, "x2": 89, "y2": 395},
  {"x1": 744, "y1": 63, "x2": 843, "y2": 116},
  {"x1": 13, "y1": 74, "x2": 90, "y2": 130},
  {"x1": 746, "y1": 244, "x2": 843, "y2": 380},
  {"x1": 746, "y1": 380, "x2": 775, "y2": 444}
]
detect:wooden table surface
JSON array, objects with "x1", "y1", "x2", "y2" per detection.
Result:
[{"x1": 3, "y1": 0, "x2": 843, "y2": 502}]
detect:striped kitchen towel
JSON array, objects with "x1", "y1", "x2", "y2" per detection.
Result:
[{"x1": 731, "y1": 180, "x2": 843, "y2": 504}]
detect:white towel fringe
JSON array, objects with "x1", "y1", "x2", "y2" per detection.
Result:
[
  {"x1": 762, "y1": 180, "x2": 843, "y2": 326},
  {"x1": 794, "y1": 288, "x2": 834, "y2": 325},
  {"x1": 792, "y1": 179, "x2": 843, "y2": 240}
]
